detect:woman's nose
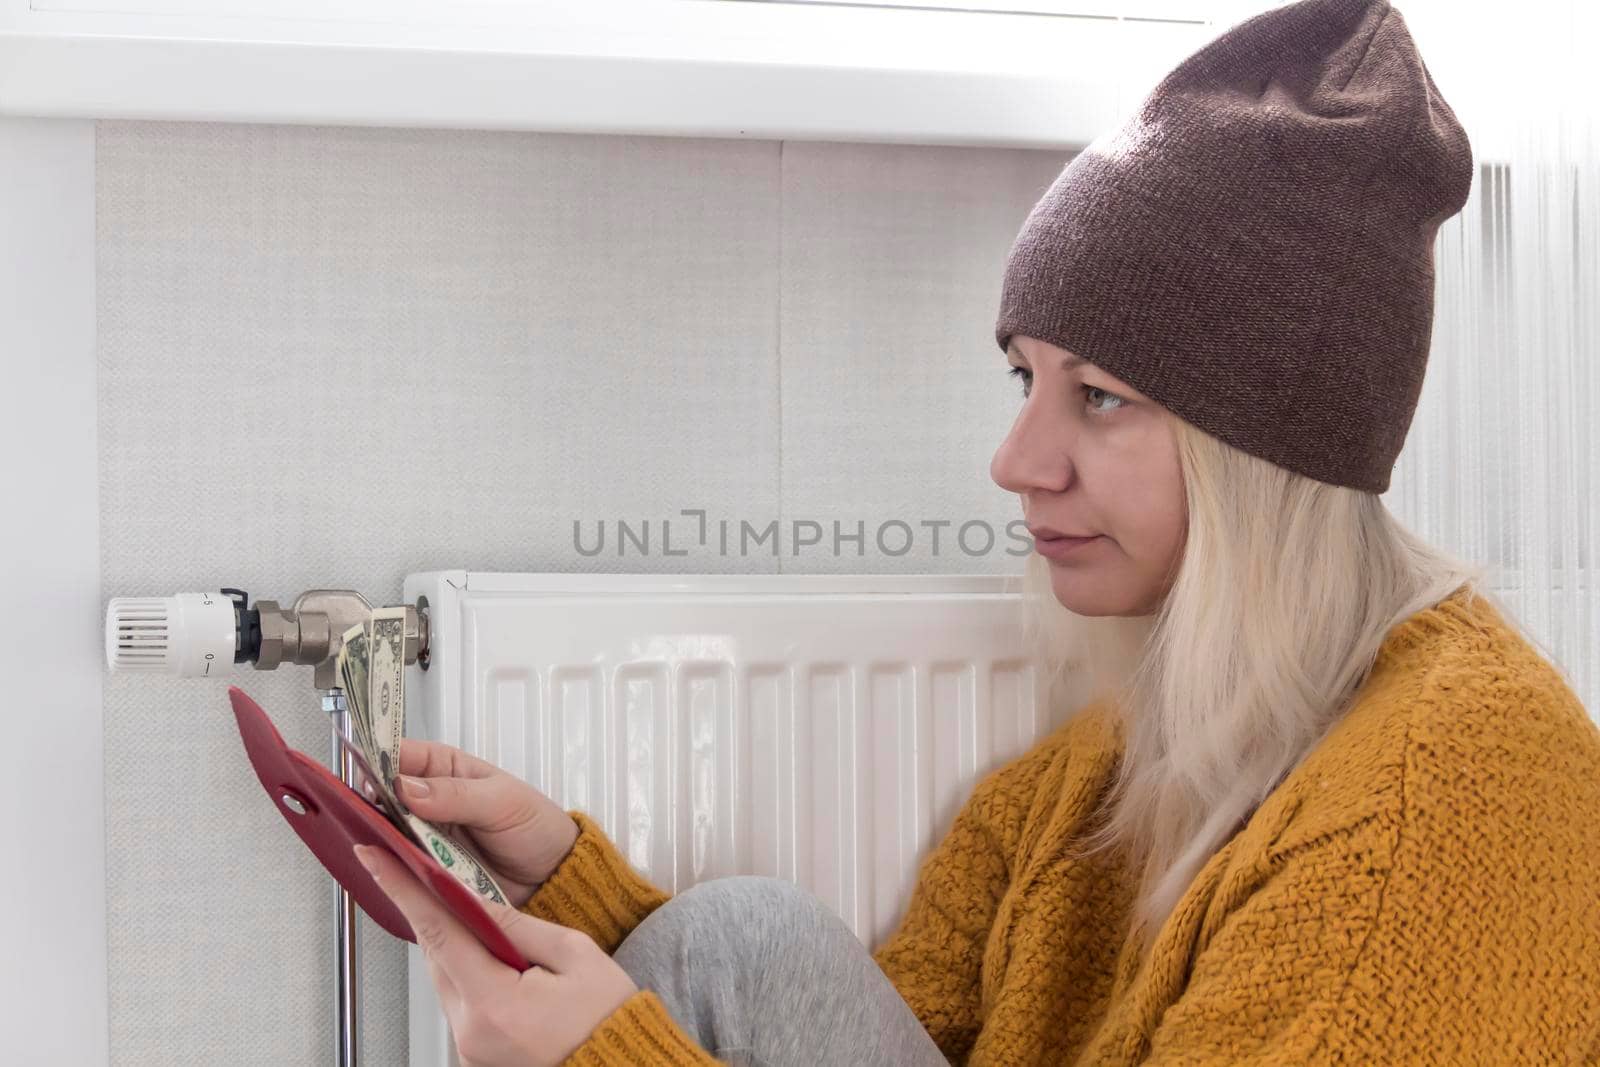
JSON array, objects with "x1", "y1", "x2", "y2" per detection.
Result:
[{"x1": 991, "y1": 407, "x2": 1069, "y2": 496}]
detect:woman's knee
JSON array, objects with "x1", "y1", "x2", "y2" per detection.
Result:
[
  {"x1": 671, "y1": 875, "x2": 833, "y2": 939},
  {"x1": 623, "y1": 875, "x2": 846, "y2": 962},
  {"x1": 613, "y1": 875, "x2": 828, "y2": 995}
]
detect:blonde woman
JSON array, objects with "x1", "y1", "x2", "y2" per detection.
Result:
[{"x1": 355, "y1": 0, "x2": 1600, "y2": 1063}]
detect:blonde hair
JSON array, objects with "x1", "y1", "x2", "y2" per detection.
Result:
[{"x1": 1018, "y1": 412, "x2": 1541, "y2": 960}]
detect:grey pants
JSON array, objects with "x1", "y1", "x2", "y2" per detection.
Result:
[{"x1": 612, "y1": 875, "x2": 951, "y2": 1067}]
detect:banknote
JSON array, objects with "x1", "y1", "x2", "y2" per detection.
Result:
[
  {"x1": 367, "y1": 606, "x2": 407, "y2": 789},
  {"x1": 332, "y1": 608, "x2": 510, "y2": 905},
  {"x1": 405, "y1": 813, "x2": 510, "y2": 905}
]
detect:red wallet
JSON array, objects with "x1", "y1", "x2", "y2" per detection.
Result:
[{"x1": 228, "y1": 685, "x2": 532, "y2": 971}]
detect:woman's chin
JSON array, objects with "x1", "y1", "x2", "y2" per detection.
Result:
[{"x1": 1048, "y1": 567, "x2": 1143, "y2": 618}]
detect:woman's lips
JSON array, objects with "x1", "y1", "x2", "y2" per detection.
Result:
[{"x1": 1033, "y1": 533, "x2": 1102, "y2": 560}]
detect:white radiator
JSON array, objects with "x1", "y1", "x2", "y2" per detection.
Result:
[{"x1": 399, "y1": 571, "x2": 1064, "y2": 1067}]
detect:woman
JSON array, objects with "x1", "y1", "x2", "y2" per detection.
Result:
[{"x1": 355, "y1": 0, "x2": 1600, "y2": 1063}]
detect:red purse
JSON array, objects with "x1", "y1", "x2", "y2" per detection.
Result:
[{"x1": 227, "y1": 685, "x2": 532, "y2": 971}]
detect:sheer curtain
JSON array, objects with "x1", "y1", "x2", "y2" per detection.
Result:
[{"x1": 1387, "y1": 0, "x2": 1598, "y2": 720}]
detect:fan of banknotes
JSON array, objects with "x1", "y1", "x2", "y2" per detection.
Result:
[{"x1": 335, "y1": 607, "x2": 511, "y2": 906}]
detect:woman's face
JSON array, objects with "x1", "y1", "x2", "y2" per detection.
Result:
[{"x1": 991, "y1": 335, "x2": 1186, "y2": 617}]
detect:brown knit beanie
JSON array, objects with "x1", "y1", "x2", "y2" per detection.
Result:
[{"x1": 994, "y1": 0, "x2": 1472, "y2": 493}]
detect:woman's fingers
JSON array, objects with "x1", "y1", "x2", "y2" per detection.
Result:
[
  {"x1": 480, "y1": 897, "x2": 597, "y2": 976},
  {"x1": 364, "y1": 848, "x2": 464, "y2": 1020},
  {"x1": 356, "y1": 844, "x2": 510, "y2": 998},
  {"x1": 395, "y1": 771, "x2": 536, "y2": 832},
  {"x1": 397, "y1": 737, "x2": 502, "y2": 781}
]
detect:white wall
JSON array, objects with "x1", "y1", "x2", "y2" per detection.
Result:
[{"x1": 0, "y1": 116, "x2": 107, "y2": 1066}]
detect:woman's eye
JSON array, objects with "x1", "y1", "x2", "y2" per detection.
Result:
[
  {"x1": 1085, "y1": 385, "x2": 1125, "y2": 413},
  {"x1": 1008, "y1": 366, "x2": 1124, "y2": 413}
]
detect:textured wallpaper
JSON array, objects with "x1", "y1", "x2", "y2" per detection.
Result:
[{"x1": 95, "y1": 120, "x2": 1064, "y2": 1064}]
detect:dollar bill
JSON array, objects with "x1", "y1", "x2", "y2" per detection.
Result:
[
  {"x1": 405, "y1": 814, "x2": 511, "y2": 905},
  {"x1": 332, "y1": 608, "x2": 510, "y2": 905},
  {"x1": 368, "y1": 606, "x2": 407, "y2": 790}
]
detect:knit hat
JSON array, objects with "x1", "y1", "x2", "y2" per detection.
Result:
[{"x1": 994, "y1": 0, "x2": 1472, "y2": 493}]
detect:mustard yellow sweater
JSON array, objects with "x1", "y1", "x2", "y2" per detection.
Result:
[{"x1": 521, "y1": 587, "x2": 1600, "y2": 1064}]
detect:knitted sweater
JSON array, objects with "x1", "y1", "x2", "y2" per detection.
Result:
[{"x1": 520, "y1": 586, "x2": 1600, "y2": 1064}]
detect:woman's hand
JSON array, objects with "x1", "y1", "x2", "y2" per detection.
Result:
[
  {"x1": 393, "y1": 738, "x2": 580, "y2": 909},
  {"x1": 356, "y1": 843, "x2": 639, "y2": 1067}
]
